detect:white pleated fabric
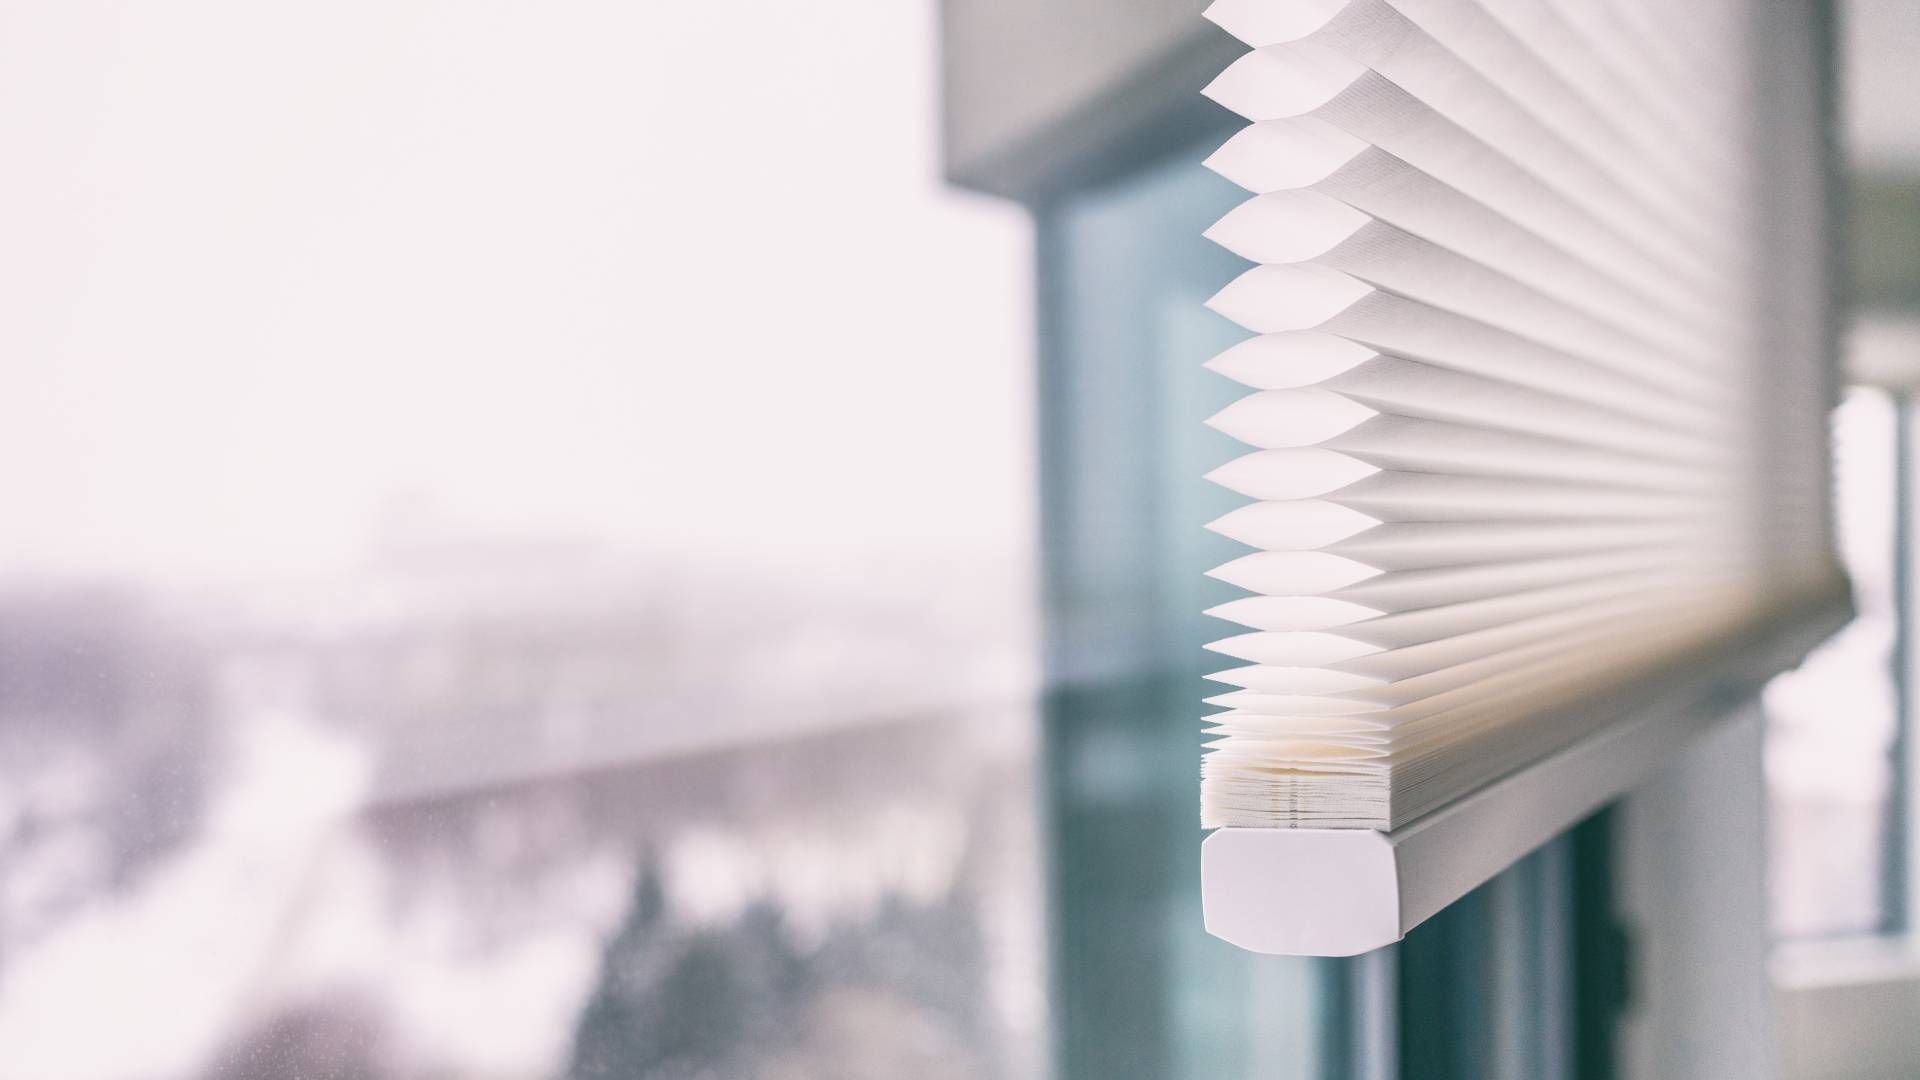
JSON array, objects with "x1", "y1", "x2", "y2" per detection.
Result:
[{"x1": 1199, "y1": 0, "x2": 1841, "y2": 829}]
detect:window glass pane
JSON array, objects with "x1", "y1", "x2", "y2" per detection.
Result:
[
  {"x1": 0, "y1": 2, "x2": 1047, "y2": 1076},
  {"x1": 1765, "y1": 387, "x2": 1898, "y2": 936}
]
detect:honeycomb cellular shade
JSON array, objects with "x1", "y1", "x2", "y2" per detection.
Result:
[{"x1": 1196, "y1": 0, "x2": 1843, "y2": 830}]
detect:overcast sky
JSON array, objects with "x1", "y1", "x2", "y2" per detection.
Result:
[{"x1": 0, "y1": 1, "x2": 1033, "y2": 585}]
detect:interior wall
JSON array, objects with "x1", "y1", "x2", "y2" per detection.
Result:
[
  {"x1": 940, "y1": 0, "x2": 1235, "y2": 199},
  {"x1": 1617, "y1": 705, "x2": 1774, "y2": 1080}
]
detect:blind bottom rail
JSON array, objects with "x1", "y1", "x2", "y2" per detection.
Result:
[{"x1": 1202, "y1": 582, "x2": 1853, "y2": 956}]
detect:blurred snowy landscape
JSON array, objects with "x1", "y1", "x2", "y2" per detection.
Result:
[{"x1": 0, "y1": 546, "x2": 1042, "y2": 1079}]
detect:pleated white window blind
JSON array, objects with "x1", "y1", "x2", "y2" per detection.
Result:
[{"x1": 1196, "y1": 0, "x2": 1842, "y2": 831}]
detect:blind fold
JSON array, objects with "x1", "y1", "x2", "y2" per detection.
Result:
[{"x1": 1198, "y1": 0, "x2": 1841, "y2": 829}]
